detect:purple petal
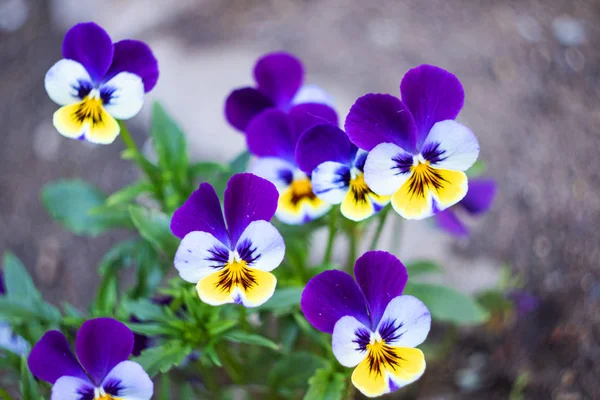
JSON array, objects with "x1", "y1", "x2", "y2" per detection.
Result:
[
  {"x1": 354, "y1": 251, "x2": 408, "y2": 329},
  {"x1": 246, "y1": 109, "x2": 296, "y2": 162},
  {"x1": 288, "y1": 103, "x2": 339, "y2": 137},
  {"x1": 434, "y1": 209, "x2": 469, "y2": 237},
  {"x1": 460, "y1": 179, "x2": 496, "y2": 215},
  {"x1": 104, "y1": 40, "x2": 159, "y2": 93},
  {"x1": 296, "y1": 124, "x2": 353, "y2": 174},
  {"x1": 345, "y1": 93, "x2": 417, "y2": 153},
  {"x1": 0, "y1": 270, "x2": 4, "y2": 294},
  {"x1": 225, "y1": 87, "x2": 274, "y2": 132},
  {"x1": 300, "y1": 270, "x2": 370, "y2": 334},
  {"x1": 400, "y1": 64, "x2": 464, "y2": 148},
  {"x1": 254, "y1": 52, "x2": 303, "y2": 108},
  {"x1": 62, "y1": 22, "x2": 114, "y2": 84},
  {"x1": 170, "y1": 183, "x2": 230, "y2": 246},
  {"x1": 28, "y1": 331, "x2": 87, "y2": 384},
  {"x1": 75, "y1": 318, "x2": 133, "y2": 385},
  {"x1": 224, "y1": 173, "x2": 279, "y2": 246}
]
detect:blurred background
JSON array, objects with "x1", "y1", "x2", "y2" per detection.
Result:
[{"x1": 1, "y1": 0, "x2": 599, "y2": 398}]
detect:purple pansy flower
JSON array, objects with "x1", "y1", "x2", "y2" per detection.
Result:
[
  {"x1": 247, "y1": 104, "x2": 337, "y2": 225},
  {"x1": 345, "y1": 65, "x2": 480, "y2": 220},
  {"x1": 28, "y1": 318, "x2": 153, "y2": 400},
  {"x1": 45, "y1": 22, "x2": 159, "y2": 144},
  {"x1": 301, "y1": 251, "x2": 431, "y2": 398},
  {"x1": 171, "y1": 173, "x2": 285, "y2": 307},
  {"x1": 295, "y1": 123, "x2": 390, "y2": 221},
  {"x1": 434, "y1": 178, "x2": 496, "y2": 237},
  {"x1": 224, "y1": 52, "x2": 333, "y2": 132}
]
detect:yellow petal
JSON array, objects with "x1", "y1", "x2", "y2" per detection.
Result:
[
  {"x1": 53, "y1": 102, "x2": 87, "y2": 139},
  {"x1": 196, "y1": 269, "x2": 235, "y2": 306},
  {"x1": 277, "y1": 178, "x2": 330, "y2": 224},
  {"x1": 385, "y1": 347, "x2": 426, "y2": 386},
  {"x1": 351, "y1": 357, "x2": 389, "y2": 398},
  {"x1": 429, "y1": 168, "x2": 467, "y2": 207},
  {"x1": 239, "y1": 269, "x2": 277, "y2": 307},
  {"x1": 52, "y1": 97, "x2": 120, "y2": 144}
]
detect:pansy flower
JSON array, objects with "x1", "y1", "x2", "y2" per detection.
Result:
[
  {"x1": 225, "y1": 51, "x2": 332, "y2": 132},
  {"x1": 345, "y1": 65, "x2": 480, "y2": 220},
  {"x1": 434, "y1": 178, "x2": 496, "y2": 237},
  {"x1": 45, "y1": 22, "x2": 158, "y2": 144},
  {"x1": 28, "y1": 318, "x2": 153, "y2": 400},
  {"x1": 295, "y1": 123, "x2": 390, "y2": 221},
  {"x1": 247, "y1": 104, "x2": 337, "y2": 225},
  {"x1": 301, "y1": 251, "x2": 431, "y2": 398},
  {"x1": 171, "y1": 173, "x2": 285, "y2": 307}
]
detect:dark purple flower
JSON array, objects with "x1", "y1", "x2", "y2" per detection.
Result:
[
  {"x1": 295, "y1": 123, "x2": 390, "y2": 221},
  {"x1": 345, "y1": 65, "x2": 480, "y2": 221},
  {"x1": 171, "y1": 173, "x2": 285, "y2": 307},
  {"x1": 224, "y1": 52, "x2": 333, "y2": 132},
  {"x1": 45, "y1": 22, "x2": 159, "y2": 144},
  {"x1": 28, "y1": 318, "x2": 153, "y2": 399},
  {"x1": 434, "y1": 178, "x2": 496, "y2": 237},
  {"x1": 508, "y1": 291, "x2": 539, "y2": 316},
  {"x1": 300, "y1": 251, "x2": 431, "y2": 397}
]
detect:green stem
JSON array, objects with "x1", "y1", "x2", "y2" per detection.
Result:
[
  {"x1": 369, "y1": 206, "x2": 391, "y2": 250},
  {"x1": 346, "y1": 223, "x2": 359, "y2": 274},
  {"x1": 323, "y1": 210, "x2": 338, "y2": 265}
]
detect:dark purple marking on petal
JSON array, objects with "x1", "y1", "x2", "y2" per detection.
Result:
[
  {"x1": 225, "y1": 87, "x2": 274, "y2": 132},
  {"x1": 233, "y1": 294, "x2": 244, "y2": 305},
  {"x1": 460, "y1": 179, "x2": 496, "y2": 215},
  {"x1": 224, "y1": 173, "x2": 279, "y2": 246},
  {"x1": 79, "y1": 386, "x2": 95, "y2": 400},
  {"x1": 246, "y1": 109, "x2": 296, "y2": 162},
  {"x1": 62, "y1": 22, "x2": 114, "y2": 84},
  {"x1": 378, "y1": 319, "x2": 404, "y2": 343},
  {"x1": 313, "y1": 165, "x2": 350, "y2": 197},
  {"x1": 295, "y1": 123, "x2": 353, "y2": 175},
  {"x1": 236, "y1": 238, "x2": 260, "y2": 265},
  {"x1": 76, "y1": 80, "x2": 93, "y2": 99},
  {"x1": 400, "y1": 64, "x2": 465, "y2": 149},
  {"x1": 27, "y1": 331, "x2": 87, "y2": 384},
  {"x1": 391, "y1": 152, "x2": 414, "y2": 175},
  {"x1": 278, "y1": 168, "x2": 294, "y2": 185},
  {"x1": 352, "y1": 326, "x2": 371, "y2": 353},
  {"x1": 254, "y1": 52, "x2": 303, "y2": 108},
  {"x1": 104, "y1": 40, "x2": 159, "y2": 92},
  {"x1": 300, "y1": 270, "x2": 370, "y2": 334},
  {"x1": 389, "y1": 377, "x2": 401, "y2": 392},
  {"x1": 75, "y1": 318, "x2": 134, "y2": 385},
  {"x1": 170, "y1": 183, "x2": 230, "y2": 246},
  {"x1": 420, "y1": 141, "x2": 447, "y2": 165},
  {"x1": 288, "y1": 103, "x2": 339, "y2": 137},
  {"x1": 0, "y1": 270, "x2": 4, "y2": 294},
  {"x1": 354, "y1": 251, "x2": 408, "y2": 329},
  {"x1": 345, "y1": 93, "x2": 417, "y2": 153},
  {"x1": 103, "y1": 377, "x2": 124, "y2": 396},
  {"x1": 100, "y1": 86, "x2": 116, "y2": 105},
  {"x1": 353, "y1": 150, "x2": 367, "y2": 172},
  {"x1": 433, "y1": 209, "x2": 468, "y2": 237},
  {"x1": 207, "y1": 245, "x2": 231, "y2": 268}
]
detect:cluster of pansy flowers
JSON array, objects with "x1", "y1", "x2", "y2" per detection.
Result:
[{"x1": 33, "y1": 21, "x2": 498, "y2": 399}]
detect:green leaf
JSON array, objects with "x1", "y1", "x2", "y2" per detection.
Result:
[
  {"x1": 405, "y1": 260, "x2": 444, "y2": 278},
  {"x1": 222, "y1": 331, "x2": 280, "y2": 351},
  {"x1": 158, "y1": 373, "x2": 171, "y2": 400},
  {"x1": 128, "y1": 205, "x2": 179, "y2": 258},
  {"x1": 229, "y1": 151, "x2": 251, "y2": 174},
  {"x1": 42, "y1": 179, "x2": 130, "y2": 236},
  {"x1": 151, "y1": 102, "x2": 188, "y2": 183},
  {"x1": 268, "y1": 352, "x2": 326, "y2": 391},
  {"x1": 2, "y1": 252, "x2": 41, "y2": 305},
  {"x1": 122, "y1": 299, "x2": 167, "y2": 321},
  {"x1": 133, "y1": 341, "x2": 192, "y2": 377},
  {"x1": 91, "y1": 272, "x2": 118, "y2": 316},
  {"x1": 466, "y1": 160, "x2": 486, "y2": 177},
  {"x1": 20, "y1": 356, "x2": 41, "y2": 400},
  {"x1": 257, "y1": 287, "x2": 303, "y2": 312},
  {"x1": 404, "y1": 282, "x2": 489, "y2": 324},
  {"x1": 0, "y1": 387, "x2": 15, "y2": 400},
  {"x1": 189, "y1": 161, "x2": 229, "y2": 183},
  {"x1": 304, "y1": 367, "x2": 346, "y2": 400},
  {"x1": 106, "y1": 181, "x2": 153, "y2": 206}
]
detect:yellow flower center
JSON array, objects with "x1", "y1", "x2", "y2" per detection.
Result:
[
  {"x1": 73, "y1": 92, "x2": 105, "y2": 125},
  {"x1": 365, "y1": 339, "x2": 402, "y2": 376},
  {"x1": 288, "y1": 178, "x2": 316, "y2": 205},
  {"x1": 407, "y1": 161, "x2": 447, "y2": 199},
  {"x1": 348, "y1": 173, "x2": 373, "y2": 204},
  {"x1": 215, "y1": 259, "x2": 256, "y2": 293}
]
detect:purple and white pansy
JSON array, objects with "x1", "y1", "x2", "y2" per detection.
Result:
[
  {"x1": 171, "y1": 173, "x2": 285, "y2": 307},
  {"x1": 28, "y1": 318, "x2": 153, "y2": 400},
  {"x1": 345, "y1": 65, "x2": 480, "y2": 220},
  {"x1": 301, "y1": 251, "x2": 431, "y2": 398},
  {"x1": 225, "y1": 52, "x2": 333, "y2": 132},
  {"x1": 295, "y1": 123, "x2": 390, "y2": 221},
  {"x1": 434, "y1": 178, "x2": 496, "y2": 237},
  {"x1": 45, "y1": 22, "x2": 158, "y2": 144}
]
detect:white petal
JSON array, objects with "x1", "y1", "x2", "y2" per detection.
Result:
[
  {"x1": 332, "y1": 316, "x2": 370, "y2": 367},
  {"x1": 421, "y1": 120, "x2": 479, "y2": 171},
  {"x1": 291, "y1": 84, "x2": 335, "y2": 107},
  {"x1": 101, "y1": 72, "x2": 145, "y2": 120},
  {"x1": 174, "y1": 231, "x2": 231, "y2": 283},
  {"x1": 102, "y1": 361, "x2": 153, "y2": 400},
  {"x1": 45, "y1": 59, "x2": 92, "y2": 106},
  {"x1": 0, "y1": 323, "x2": 29, "y2": 355},
  {"x1": 376, "y1": 295, "x2": 431, "y2": 348},
  {"x1": 364, "y1": 143, "x2": 414, "y2": 196},
  {"x1": 311, "y1": 161, "x2": 350, "y2": 204},
  {"x1": 235, "y1": 220, "x2": 285, "y2": 272},
  {"x1": 51, "y1": 376, "x2": 94, "y2": 400},
  {"x1": 249, "y1": 157, "x2": 296, "y2": 192}
]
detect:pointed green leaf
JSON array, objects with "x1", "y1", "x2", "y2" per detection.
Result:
[
  {"x1": 303, "y1": 368, "x2": 346, "y2": 400},
  {"x1": 133, "y1": 341, "x2": 192, "y2": 377},
  {"x1": 128, "y1": 205, "x2": 179, "y2": 258},
  {"x1": 405, "y1": 260, "x2": 444, "y2": 278},
  {"x1": 222, "y1": 331, "x2": 280, "y2": 351},
  {"x1": 20, "y1": 356, "x2": 41, "y2": 400}
]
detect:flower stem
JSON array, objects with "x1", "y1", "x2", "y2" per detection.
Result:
[
  {"x1": 369, "y1": 206, "x2": 391, "y2": 250},
  {"x1": 347, "y1": 223, "x2": 359, "y2": 275},
  {"x1": 323, "y1": 210, "x2": 338, "y2": 265}
]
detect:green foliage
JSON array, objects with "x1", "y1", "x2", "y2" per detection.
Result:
[
  {"x1": 133, "y1": 341, "x2": 193, "y2": 377},
  {"x1": 268, "y1": 352, "x2": 327, "y2": 392},
  {"x1": 303, "y1": 367, "x2": 346, "y2": 400},
  {"x1": 128, "y1": 205, "x2": 179, "y2": 258},
  {"x1": 406, "y1": 260, "x2": 444, "y2": 278},
  {"x1": 20, "y1": 356, "x2": 41, "y2": 400},
  {"x1": 223, "y1": 331, "x2": 280, "y2": 351}
]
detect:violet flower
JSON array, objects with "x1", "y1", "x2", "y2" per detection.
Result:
[
  {"x1": 295, "y1": 123, "x2": 390, "y2": 221},
  {"x1": 301, "y1": 251, "x2": 431, "y2": 398},
  {"x1": 434, "y1": 178, "x2": 496, "y2": 237},
  {"x1": 45, "y1": 22, "x2": 159, "y2": 144},
  {"x1": 171, "y1": 173, "x2": 285, "y2": 307},
  {"x1": 345, "y1": 65, "x2": 480, "y2": 220},
  {"x1": 28, "y1": 318, "x2": 153, "y2": 400}
]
